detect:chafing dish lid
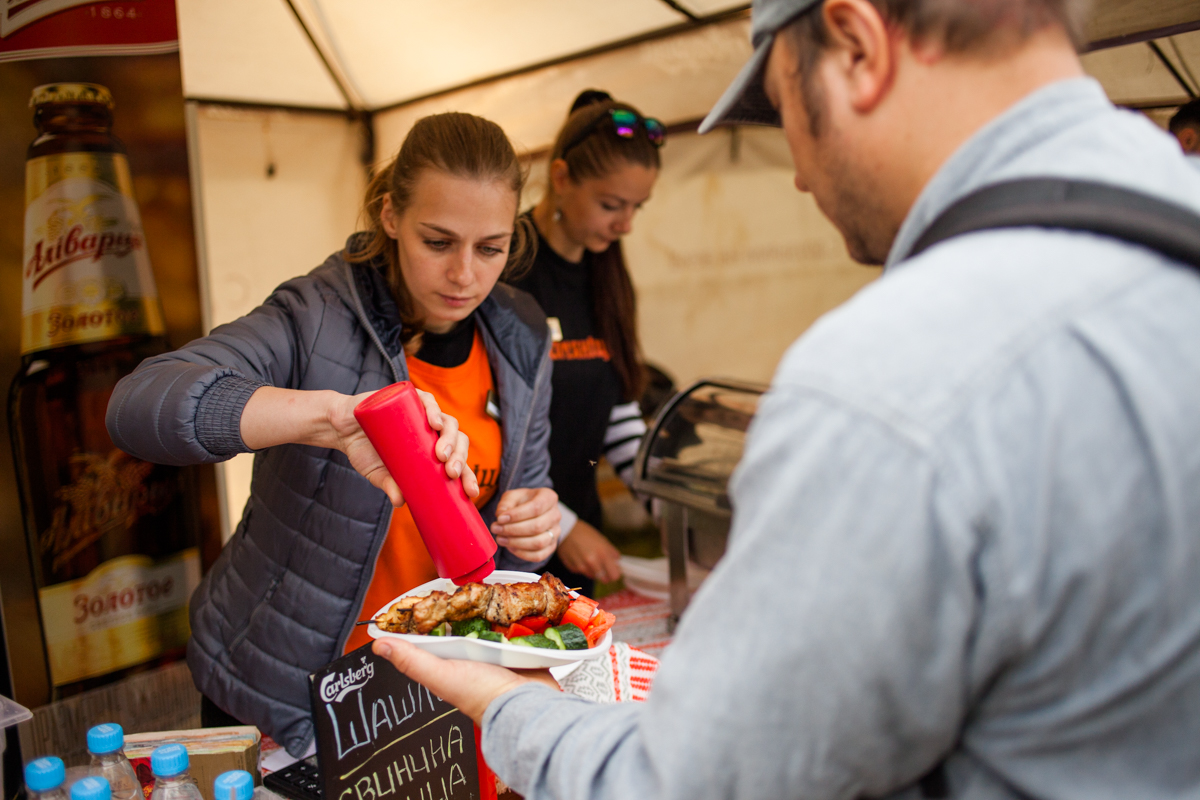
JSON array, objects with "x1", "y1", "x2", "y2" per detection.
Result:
[{"x1": 633, "y1": 379, "x2": 766, "y2": 513}]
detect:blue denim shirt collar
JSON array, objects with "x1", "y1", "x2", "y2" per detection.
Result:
[{"x1": 886, "y1": 77, "x2": 1111, "y2": 271}]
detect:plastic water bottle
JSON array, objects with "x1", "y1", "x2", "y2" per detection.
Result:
[
  {"x1": 70, "y1": 777, "x2": 111, "y2": 800},
  {"x1": 88, "y1": 723, "x2": 141, "y2": 800},
  {"x1": 149, "y1": 745, "x2": 203, "y2": 800},
  {"x1": 25, "y1": 756, "x2": 69, "y2": 800},
  {"x1": 214, "y1": 770, "x2": 282, "y2": 800}
]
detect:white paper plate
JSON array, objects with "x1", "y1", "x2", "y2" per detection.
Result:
[{"x1": 367, "y1": 570, "x2": 611, "y2": 668}]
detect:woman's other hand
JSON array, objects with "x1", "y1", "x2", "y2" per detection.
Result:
[
  {"x1": 491, "y1": 487, "x2": 560, "y2": 563},
  {"x1": 556, "y1": 520, "x2": 622, "y2": 583},
  {"x1": 240, "y1": 386, "x2": 478, "y2": 508}
]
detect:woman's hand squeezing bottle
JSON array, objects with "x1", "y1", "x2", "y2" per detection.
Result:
[
  {"x1": 328, "y1": 388, "x2": 478, "y2": 507},
  {"x1": 239, "y1": 386, "x2": 477, "y2": 508}
]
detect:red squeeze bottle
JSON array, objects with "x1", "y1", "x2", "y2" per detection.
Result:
[{"x1": 353, "y1": 381, "x2": 497, "y2": 585}]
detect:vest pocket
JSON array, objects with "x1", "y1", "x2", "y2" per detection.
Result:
[{"x1": 227, "y1": 573, "x2": 283, "y2": 657}]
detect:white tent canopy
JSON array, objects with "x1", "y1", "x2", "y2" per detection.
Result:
[
  {"x1": 175, "y1": 1, "x2": 1200, "y2": 537},
  {"x1": 178, "y1": 0, "x2": 746, "y2": 111},
  {"x1": 178, "y1": 0, "x2": 1200, "y2": 113}
]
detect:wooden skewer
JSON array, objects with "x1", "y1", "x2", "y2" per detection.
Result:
[{"x1": 357, "y1": 607, "x2": 414, "y2": 626}]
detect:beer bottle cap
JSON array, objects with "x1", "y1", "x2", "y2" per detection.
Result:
[
  {"x1": 29, "y1": 83, "x2": 114, "y2": 109},
  {"x1": 87, "y1": 722, "x2": 125, "y2": 754},
  {"x1": 25, "y1": 757, "x2": 65, "y2": 792}
]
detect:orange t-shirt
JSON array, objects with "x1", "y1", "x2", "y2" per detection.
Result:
[{"x1": 344, "y1": 330, "x2": 502, "y2": 653}]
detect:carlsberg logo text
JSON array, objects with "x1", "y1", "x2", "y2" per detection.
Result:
[
  {"x1": 26, "y1": 224, "x2": 142, "y2": 290},
  {"x1": 320, "y1": 661, "x2": 374, "y2": 703}
]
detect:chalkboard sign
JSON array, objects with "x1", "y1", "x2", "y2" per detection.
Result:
[{"x1": 310, "y1": 644, "x2": 483, "y2": 800}]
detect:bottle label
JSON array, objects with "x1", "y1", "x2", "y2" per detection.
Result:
[
  {"x1": 38, "y1": 548, "x2": 200, "y2": 687},
  {"x1": 40, "y1": 450, "x2": 178, "y2": 576},
  {"x1": 22, "y1": 152, "x2": 165, "y2": 355}
]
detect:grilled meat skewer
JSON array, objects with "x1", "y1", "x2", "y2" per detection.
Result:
[{"x1": 375, "y1": 573, "x2": 573, "y2": 634}]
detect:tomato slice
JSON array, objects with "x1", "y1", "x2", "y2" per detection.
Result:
[
  {"x1": 518, "y1": 615, "x2": 549, "y2": 634},
  {"x1": 561, "y1": 601, "x2": 595, "y2": 631},
  {"x1": 572, "y1": 594, "x2": 600, "y2": 609},
  {"x1": 506, "y1": 622, "x2": 535, "y2": 639},
  {"x1": 585, "y1": 611, "x2": 616, "y2": 649}
]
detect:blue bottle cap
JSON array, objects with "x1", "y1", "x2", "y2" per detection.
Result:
[
  {"x1": 150, "y1": 743, "x2": 189, "y2": 777},
  {"x1": 87, "y1": 723, "x2": 125, "y2": 755},
  {"x1": 25, "y1": 757, "x2": 65, "y2": 792},
  {"x1": 213, "y1": 771, "x2": 254, "y2": 800},
  {"x1": 70, "y1": 777, "x2": 111, "y2": 800}
]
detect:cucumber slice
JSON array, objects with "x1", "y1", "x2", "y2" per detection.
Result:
[
  {"x1": 464, "y1": 631, "x2": 479, "y2": 639},
  {"x1": 510, "y1": 633, "x2": 558, "y2": 650},
  {"x1": 478, "y1": 631, "x2": 506, "y2": 644},
  {"x1": 551, "y1": 624, "x2": 589, "y2": 650},
  {"x1": 543, "y1": 628, "x2": 567, "y2": 650},
  {"x1": 427, "y1": 622, "x2": 452, "y2": 637}
]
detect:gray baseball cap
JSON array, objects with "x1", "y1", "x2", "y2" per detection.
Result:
[{"x1": 699, "y1": 0, "x2": 822, "y2": 134}]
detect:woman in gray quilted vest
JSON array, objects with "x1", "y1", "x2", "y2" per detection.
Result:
[{"x1": 106, "y1": 112, "x2": 560, "y2": 756}]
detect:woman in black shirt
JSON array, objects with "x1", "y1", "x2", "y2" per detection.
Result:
[{"x1": 509, "y1": 90, "x2": 663, "y2": 596}]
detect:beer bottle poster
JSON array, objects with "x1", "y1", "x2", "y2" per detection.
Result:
[
  {"x1": 311, "y1": 645, "x2": 485, "y2": 800},
  {"x1": 0, "y1": 0, "x2": 218, "y2": 705}
]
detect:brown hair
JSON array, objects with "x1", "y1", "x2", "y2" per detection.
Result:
[
  {"x1": 791, "y1": 0, "x2": 1090, "y2": 53},
  {"x1": 348, "y1": 112, "x2": 535, "y2": 354},
  {"x1": 783, "y1": 0, "x2": 1091, "y2": 136},
  {"x1": 547, "y1": 95, "x2": 662, "y2": 401}
]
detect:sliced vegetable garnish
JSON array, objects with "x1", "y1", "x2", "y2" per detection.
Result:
[
  {"x1": 543, "y1": 628, "x2": 566, "y2": 650},
  {"x1": 517, "y1": 615, "x2": 550, "y2": 634},
  {"x1": 584, "y1": 611, "x2": 616, "y2": 649},
  {"x1": 506, "y1": 622, "x2": 535, "y2": 639},
  {"x1": 509, "y1": 634, "x2": 559, "y2": 650},
  {"x1": 561, "y1": 600, "x2": 595, "y2": 631},
  {"x1": 551, "y1": 623, "x2": 589, "y2": 650},
  {"x1": 478, "y1": 631, "x2": 507, "y2": 644}
]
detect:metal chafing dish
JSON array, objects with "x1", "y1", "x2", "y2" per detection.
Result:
[{"x1": 632, "y1": 378, "x2": 766, "y2": 628}]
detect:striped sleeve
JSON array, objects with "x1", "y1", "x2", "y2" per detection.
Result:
[{"x1": 603, "y1": 400, "x2": 647, "y2": 487}]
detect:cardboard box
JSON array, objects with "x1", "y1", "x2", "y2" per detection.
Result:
[{"x1": 124, "y1": 726, "x2": 260, "y2": 800}]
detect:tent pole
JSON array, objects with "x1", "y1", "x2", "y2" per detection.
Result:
[
  {"x1": 359, "y1": 109, "x2": 377, "y2": 175},
  {"x1": 656, "y1": 0, "x2": 699, "y2": 22},
  {"x1": 1148, "y1": 40, "x2": 1197, "y2": 99},
  {"x1": 281, "y1": 0, "x2": 360, "y2": 111},
  {"x1": 279, "y1": 0, "x2": 374, "y2": 174}
]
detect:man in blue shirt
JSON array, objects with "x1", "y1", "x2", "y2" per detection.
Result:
[{"x1": 373, "y1": 0, "x2": 1200, "y2": 797}]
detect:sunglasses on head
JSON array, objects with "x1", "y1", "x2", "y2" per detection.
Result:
[{"x1": 561, "y1": 108, "x2": 666, "y2": 158}]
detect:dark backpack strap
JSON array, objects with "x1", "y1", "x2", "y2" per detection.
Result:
[
  {"x1": 904, "y1": 176, "x2": 1200, "y2": 800},
  {"x1": 904, "y1": 178, "x2": 1200, "y2": 270}
]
